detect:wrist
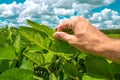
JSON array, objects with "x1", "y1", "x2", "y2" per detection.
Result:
[
  {"x1": 102, "y1": 38, "x2": 120, "y2": 52},
  {"x1": 99, "y1": 38, "x2": 120, "y2": 63}
]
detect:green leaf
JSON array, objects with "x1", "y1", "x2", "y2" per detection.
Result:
[
  {"x1": 23, "y1": 52, "x2": 44, "y2": 66},
  {"x1": 7, "y1": 27, "x2": 12, "y2": 41},
  {"x1": 0, "y1": 68, "x2": 34, "y2": 80},
  {"x1": 54, "y1": 52, "x2": 73, "y2": 60},
  {"x1": 50, "y1": 40, "x2": 80, "y2": 54},
  {"x1": 13, "y1": 34, "x2": 21, "y2": 54},
  {"x1": 0, "y1": 60, "x2": 9, "y2": 72},
  {"x1": 27, "y1": 19, "x2": 54, "y2": 39},
  {"x1": 20, "y1": 57, "x2": 34, "y2": 71},
  {"x1": 49, "y1": 73, "x2": 57, "y2": 80},
  {"x1": 85, "y1": 56, "x2": 113, "y2": 78},
  {"x1": 42, "y1": 52, "x2": 54, "y2": 65},
  {"x1": 0, "y1": 77, "x2": 10, "y2": 80},
  {"x1": 0, "y1": 46, "x2": 16, "y2": 60},
  {"x1": 110, "y1": 62, "x2": 120, "y2": 76},
  {"x1": 114, "y1": 73, "x2": 120, "y2": 80},
  {"x1": 33, "y1": 76, "x2": 43, "y2": 80},
  {"x1": 23, "y1": 51, "x2": 54, "y2": 66},
  {"x1": 0, "y1": 28, "x2": 10, "y2": 47},
  {"x1": 62, "y1": 63, "x2": 78, "y2": 78},
  {"x1": 82, "y1": 74, "x2": 107, "y2": 80},
  {"x1": 0, "y1": 60, "x2": 16, "y2": 72},
  {"x1": 27, "y1": 45, "x2": 43, "y2": 53},
  {"x1": 20, "y1": 27, "x2": 51, "y2": 49}
]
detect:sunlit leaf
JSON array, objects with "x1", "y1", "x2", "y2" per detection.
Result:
[
  {"x1": 13, "y1": 34, "x2": 21, "y2": 54},
  {"x1": 23, "y1": 52, "x2": 44, "y2": 66},
  {"x1": 20, "y1": 27, "x2": 51, "y2": 49},
  {"x1": 0, "y1": 68, "x2": 34, "y2": 80},
  {"x1": 20, "y1": 57, "x2": 34, "y2": 71},
  {"x1": 27, "y1": 19, "x2": 54, "y2": 39},
  {"x1": 0, "y1": 46, "x2": 16, "y2": 60},
  {"x1": 49, "y1": 73, "x2": 57, "y2": 80},
  {"x1": 82, "y1": 74, "x2": 107, "y2": 80}
]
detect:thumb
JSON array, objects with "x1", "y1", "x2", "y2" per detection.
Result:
[{"x1": 53, "y1": 32, "x2": 75, "y2": 43}]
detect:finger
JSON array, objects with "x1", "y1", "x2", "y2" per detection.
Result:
[
  {"x1": 55, "y1": 20, "x2": 72, "y2": 31},
  {"x1": 71, "y1": 17, "x2": 89, "y2": 35},
  {"x1": 53, "y1": 32, "x2": 75, "y2": 43}
]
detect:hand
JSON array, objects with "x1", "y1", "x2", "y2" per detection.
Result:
[{"x1": 53, "y1": 17, "x2": 111, "y2": 56}]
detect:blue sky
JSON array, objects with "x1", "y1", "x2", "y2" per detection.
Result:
[
  {"x1": 0, "y1": 0, "x2": 120, "y2": 29},
  {"x1": 92, "y1": 0, "x2": 120, "y2": 13},
  {"x1": 0, "y1": 0, "x2": 25, "y2": 4}
]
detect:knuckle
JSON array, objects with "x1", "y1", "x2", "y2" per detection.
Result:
[
  {"x1": 76, "y1": 32, "x2": 86, "y2": 38},
  {"x1": 68, "y1": 40, "x2": 75, "y2": 45},
  {"x1": 71, "y1": 16, "x2": 80, "y2": 21},
  {"x1": 67, "y1": 38, "x2": 76, "y2": 45},
  {"x1": 76, "y1": 16, "x2": 81, "y2": 20},
  {"x1": 71, "y1": 16, "x2": 87, "y2": 22}
]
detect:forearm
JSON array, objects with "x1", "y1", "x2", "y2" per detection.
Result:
[{"x1": 99, "y1": 38, "x2": 120, "y2": 64}]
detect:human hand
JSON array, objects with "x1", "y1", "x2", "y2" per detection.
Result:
[{"x1": 53, "y1": 17, "x2": 111, "y2": 56}]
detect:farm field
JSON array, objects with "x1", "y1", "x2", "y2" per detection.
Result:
[{"x1": 0, "y1": 20, "x2": 120, "y2": 80}]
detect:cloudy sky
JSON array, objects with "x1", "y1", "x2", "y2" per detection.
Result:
[{"x1": 0, "y1": 0, "x2": 120, "y2": 29}]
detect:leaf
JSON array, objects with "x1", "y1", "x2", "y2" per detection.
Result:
[
  {"x1": 0, "y1": 28, "x2": 9, "y2": 47},
  {"x1": 13, "y1": 34, "x2": 21, "y2": 54},
  {"x1": 110, "y1": 62, "x2": 120, "y2": 76},
  {"x1": 27, "y1": 19, "x2": 54, "y2": 39},
  {"x1": 23, "y1": 52, "x2": 44, "y2": 66},
  {"x1": 114, "y1": 73, "x2": 120, "y2": 80},
  {"x1": 23, "y1": 51, "x2": 54, "y2": 66},
  {"x1": 54, "y1": 52, "x2": 73, "y2": 60},
  {"x1": 0, "y1": 46, "x2": 16, "y2": 60},
  {"x1": 0, "y1": 60, "x2": 16, "y2": 72},
  {"x1": 20, "y1": 27, "x2": 51, "y2": 49},
  {"x1": 85, "y1": 56, "x2": 113, "y2": 78},
  {"x1": 82, "y1": 74, "x2": 107, "y2": 80},
  {"x1": 27, "y1": 45, "x2": 43, "y2": 53},
  {"x1": 42, "y1": 52, "x2": 54, "y2": 65},
  {"x1": 49, "y1": 73, "x2": 57, "y2": 80},
  {"x1": 20, "y1": 57, "x2": 34, "y2": 71},
  {"x1": 7, "y1": 28, "x2": 12, "y2": 41},
  {"x1": 50, "y1": 40, "x2": 80, "y2": 54},
  {"x1": 33, "y1": 76, "x2": 43, "y2": 80},
  {"x1": 0, "y1": 60, "x2": 9, "y2": 72},
  {"x1": 0, "y1": 77, "x2": 10, "y2": 80},
  {"x1": 62, "y1": 63, "x2": 78, "y2": 78},
  {"x1": 0, "y1": 68, "x2": 34, "y2": 80}
]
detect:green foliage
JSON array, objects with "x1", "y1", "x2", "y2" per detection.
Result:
[
  {"x1": 49, "y1": 73, "x2": 57, "y2": 80},
  {"x1": 100, "y1": 29, "x2": 120, "y2": 34},
  {"x1": 0, "y1": 20, "x2": 120, "y2": 80},
  {"x1": 26, "y1": 19, "x2": 54, "y2": 39},
  {"x1": 0, "y1": 46, "x2": 16, "y2": 60},
  {"x1": 62, "y1": 63, "x2": 78, "y2": 79},
  {"x1": 0, "y1": 68, "x2": 34, "y2": 80},
  {"x1": 86, "y1": 56, "x2": 113, "y2": 79}
]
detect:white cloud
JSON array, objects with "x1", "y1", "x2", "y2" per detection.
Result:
[
  {"x1": 1, "y1": 11, "x2": 14, "y2": 18},
  {"x1": 72, "y1": 0, "x2": 114, "y2": 11},
  {"x1": 53, "y1": 8, "x2": 75, "y2": 16},
  {"x1": 0, "y1": 2, "x2": 22, "y2": 18},
  {"x1": 89, "y1": 8, "x2": 120, "y2": 29},
  {"x1": 0, "y1": 0, "x2": 119, "y2": 29}
]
